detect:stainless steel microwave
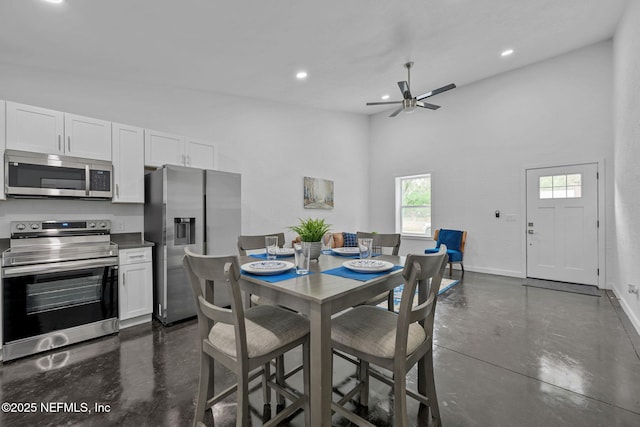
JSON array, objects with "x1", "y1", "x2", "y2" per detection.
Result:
[{"x1": 5, "y1": 149, "x2": 113, "y2": 199}]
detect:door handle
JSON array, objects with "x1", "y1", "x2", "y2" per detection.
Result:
[{"x1": 528, "y1": 230, "x2": 534, "y2": 234}]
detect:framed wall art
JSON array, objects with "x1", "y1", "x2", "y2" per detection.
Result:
[{"x1": 303, "y1": 176, "x2": 334, "y2": 209}]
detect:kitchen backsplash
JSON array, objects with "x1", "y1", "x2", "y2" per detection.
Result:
[{"x1": 0, "y1": 198, "x2": 143, "y2": 238}]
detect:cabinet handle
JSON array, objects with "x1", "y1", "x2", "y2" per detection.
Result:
[
  {"x1": 67, "y1": 136, "x2": 71, "y2": 152},
  {"x1": 129, "y1": 254, "x2": 145, "y2": 259},
  {"x1": 116, "y1": 184, "x2": 119, "y2": 197},
  {"x1": 122, "y1": 272, "x2": 126, "y2": 286},
  {"x1": 58, "y1": 135, "x2": 62, "y2": 152}
]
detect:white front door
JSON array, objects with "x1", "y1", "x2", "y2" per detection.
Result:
[{"x1": 526, "y1": 164, "x2": 599, "y2": 285}]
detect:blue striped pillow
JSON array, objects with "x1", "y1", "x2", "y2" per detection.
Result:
[{"x1": 343, "y1": 232, "x2": 357, "y2": 247}]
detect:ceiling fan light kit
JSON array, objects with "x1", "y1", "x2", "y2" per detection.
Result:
[{"x1": 366, "y1": 62, "x2": 456, "y2": 117}]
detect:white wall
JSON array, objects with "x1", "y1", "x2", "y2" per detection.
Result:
[
  {"x1": 0, "y1": 65, "x2": 369, "y2": 240},
  {"x1": 613, "y1": 1, "x2": 640, "y2": 334},
  {"x1": 369, "y1": 41, "x2": 614, "y2": 278}
]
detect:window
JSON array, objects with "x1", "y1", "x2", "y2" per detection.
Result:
[
  {"x1": 396, "y1": 174, "x2": 431, "y2": 236},
  {"x1": 539, "y1": 174, "x2": 582, "y2": 199}
]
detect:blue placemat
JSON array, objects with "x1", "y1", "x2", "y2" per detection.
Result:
[
  {"x1": 241, "y1": 269, "x2": 314, "y2": 283},
  {"x1": 249, "y1": 253, "x2": 294, "y2": 260},
  {"x1": 322, "y1": 265, "x2": 402, "y2": 281},
  {"x1": 328, "y1": 251, "x2": 382, "y2": 259}
]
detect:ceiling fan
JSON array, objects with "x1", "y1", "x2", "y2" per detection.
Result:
[{"x1": 366, "y1": 62, "x2": 456, "y2": 117}]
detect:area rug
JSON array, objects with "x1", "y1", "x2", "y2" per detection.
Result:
[
  {"x1": 522, "y1": 279, "x2": 601, "y2": 297},
  {"x1": 384, "y1": 278, "x2": 460, "y2": 311}
]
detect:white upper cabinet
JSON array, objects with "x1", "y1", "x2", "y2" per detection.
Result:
[
  {"x1": 145, "y1": 129, "x2": 215, "y2": 169},
  {"x1": 185, "y1": 137, "x2": 215, "y2": 170},
  {"x1": 0, "y1": 100, "x2": 5, "y2": 200},
  {"x1": 64, "y1": 113, "x2": 112, "y2": 161},
  {"x1": 6, "y1": 102, "x2": 64, "y2": 155},
  {"x1": 144, "y1": 129, "x2": 184, "y2": 168},
  {"x1": 112, "y1": 123, "x2": 144, "y2": 203},
  {"x1": 6, "y1": 102, "x2": 111, "y2": 161}
]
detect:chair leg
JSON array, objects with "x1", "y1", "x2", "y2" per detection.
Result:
[
  {"x1": 393, "y1": 367, "x2": 408, "y2": 427},
  {"x1": 236, "y1": 367, "x2": 250, "y2": 427},
  {"x1": 461, "y1": 262, "x2": 464, "y2": 276},
  {"x1": 358, "y1": 360, "x2": 370, "y2": 406},
  {"x1": 263, "y1": 362, "x2": 272, "y2": 419},
  {"x1": 449, "y1": 262, "x2": 453, "y2": 277},
  {"x1": 194, "y1": 353, "x2": 210, "y2": 426},
  {"x1": 276, "y1": 355, "x2": 285, "y2": 408},
  {"x1": 425, "y1": 350, "x2": 441, "y2": 423},
  {"x1": 387, "y1": 290, "x2": 394, "y2": 312},
  {"x1": 303, "y1": 338, "x2": 311, "y2": 427}
]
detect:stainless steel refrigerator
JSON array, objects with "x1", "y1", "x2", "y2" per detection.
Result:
[{"x1": 144, "y1": 165, "x2": 241, "y2": 325}]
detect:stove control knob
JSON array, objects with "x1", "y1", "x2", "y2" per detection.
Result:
[
  {"x1": 30, "y1": 223, "x2": 40, "y2": 230},
  {"x1": 99, "y1": 222, "x2": 107, "y2": 228},
  {"x1": 88, "y1": 222, "x2": 96, "y2": 228},
  {"x1": 16, "y1": 223, "x2": 26, "y2": 231}
]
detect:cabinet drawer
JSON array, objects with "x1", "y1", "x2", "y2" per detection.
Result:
[{"x1": 119, "y1": 247, "x2": 152, "y2": 265}]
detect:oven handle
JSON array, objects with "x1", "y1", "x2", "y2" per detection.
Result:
[{"x1": 2, "y1": 258, "x2": 118, "y2": 278}]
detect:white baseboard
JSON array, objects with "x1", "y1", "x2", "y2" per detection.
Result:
[
  {"x1": 461, "y1": 265, "x2": 525, "y2": 278},
  {"x1": 119, "y1": 314, "x2": 152, "y2": 330},
  {"x1": 613, "y1": 289, "x2": 640, "y2": 337}
]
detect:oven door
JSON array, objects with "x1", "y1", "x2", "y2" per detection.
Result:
[{"x1": 2, "y1": 258, "x2": 118, "y2": 344}]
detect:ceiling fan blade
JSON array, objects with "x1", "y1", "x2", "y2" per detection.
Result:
[
  {"x1": 416, "y1": 83, "x2": 456, "y2": 101},
  {"x1": 397, "y1": 81, "x2": 412, "y2": 99},
  {"x1": 366, "y1": 101, "x2": 402, "y2": 106},
  {"x1": 416, "y1": 101, "x2": 440, "y2": 110},
  {"x1": 389, "y1": 107, "x2": 404, "y2": 117}
]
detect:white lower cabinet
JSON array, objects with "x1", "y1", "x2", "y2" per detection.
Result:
[{"x1": 119, "y1": 247, "x2": 153, "y2": 328}]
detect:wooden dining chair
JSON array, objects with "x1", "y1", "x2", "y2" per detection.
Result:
[
  {"x1": 356, "y1": 231, "x2": 402, "y2": 311},
  {"x1": 237, "y1": 233, "x2": 286, "y2": 256},
  {"x1": 183, "y1": 248, "x2": 310, "y2": 427},
  {"x1": 331, "y1": 247, "x2": 448, "y2": 427}
]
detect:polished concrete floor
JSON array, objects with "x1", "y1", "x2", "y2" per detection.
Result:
[{"x1": 2, "y1": 271, "x2": 640, "y2": 426}]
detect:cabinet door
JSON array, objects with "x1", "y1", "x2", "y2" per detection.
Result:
[
  {"x1": 6, "y1": 102, "x2": 64, "y2": 155},
  {"x1": 0, "y1": 100, "x2": 5, "y2": 200},
  {"x1": 119, "y1": 262, "x2": 153, "y2": 321},
  {"x1": 64, "y1": 113, "x2": 112, "y2": 161},
  {"x1": 144, "y1": 129, "x2": 184, "y2": 167},
  {"x1": 112, "y1": 123, "x2": 144, "y2": 203},
  {"x1": 185, "y1": 138, "x2": 215, "y2": 170}
]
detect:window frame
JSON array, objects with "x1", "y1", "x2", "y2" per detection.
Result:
[{"x1": 395, "y1": 173, "x2": 432, "y2": 238}]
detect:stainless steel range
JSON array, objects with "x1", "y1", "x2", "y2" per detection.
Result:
[{"x1": 2, "y1": 220, "x2": 119, "y2": 361}]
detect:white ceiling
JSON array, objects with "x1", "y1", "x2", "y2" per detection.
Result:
[{"x1": 0, "y1": 0, "x2": 629, "y2": 115}]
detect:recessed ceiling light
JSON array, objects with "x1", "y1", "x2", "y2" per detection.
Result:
[
  {"x1": 296, "y1": 71, "x2": 308, "y2": 79},
  {"x1": 381, "y1": 94, "x2": 390, "y2": 100},
  {"x1": 501, "y1": 49, "x2": 514, "y2": 57},
  {"x1": 43, "y1": 0, "x2": 64, "y2": 4}
]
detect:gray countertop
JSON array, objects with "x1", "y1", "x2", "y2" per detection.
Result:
[{"x1": 111, "y1": 233, "x2": 155, "y2": 249}]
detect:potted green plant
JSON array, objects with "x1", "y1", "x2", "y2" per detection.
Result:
[{"x1": 288, "y1": 217, "x2": 331, "y2": 260}]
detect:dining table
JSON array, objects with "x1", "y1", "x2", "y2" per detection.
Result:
[{"x1": 238, "y1": 252, "x2": 406, "y2": 427}]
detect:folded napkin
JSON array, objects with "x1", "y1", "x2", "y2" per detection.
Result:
[
  {"x1": 249, "y1": 253, "x2": 294, "y2": 260},
  {"x1": 241, "y1": 269, "x2": 314, "y2": 283},
  {"x1": 321, "y1": 265, "x2": 402, "y2": 282}
]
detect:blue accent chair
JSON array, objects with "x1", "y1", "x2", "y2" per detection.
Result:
[{"x1": 425, "y1": 229, "x2": 467, "y2": 276}]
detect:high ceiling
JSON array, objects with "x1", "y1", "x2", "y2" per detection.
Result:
[{"x1": 0, "y1": 0, "x2": 629, "y2": 114}]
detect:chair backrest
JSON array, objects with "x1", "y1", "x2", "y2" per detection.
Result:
[
  {"x1": 237, "y1": 233, "x2": 286, "y2": 256},
  {"x1": 183, "y1": 248, "x2": 249, "y2": 360},
  {"x1": 356, "y1": 232, "x2": 401, "y2": 255},
  {"x1": 433, "y1": 229, "x2": 467, "y2": 253},
  {"x1": 395, "y1": 247, "x2": 448, "y2": 359}
]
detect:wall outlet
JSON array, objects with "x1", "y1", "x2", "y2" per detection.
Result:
[
  {"x1": 628, "y1": 284, "x2": 639, "y2": 295},
  {"x1": 115, "y1": 221, "x2": 125, "y2": 232}
]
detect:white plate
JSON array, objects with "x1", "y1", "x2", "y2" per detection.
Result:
[
  {"x1": 332, "y1": 247, "x2": 360, "y2": 256},
  {"x1": 343, "y1": 260, "x2": 394, "y2": 273},
  {"x1": 274, "y1": 248, "x2": 294, "y2": 257},
  {"x1": 242, "y1": 261, "x2": 294, "y2": 275}
]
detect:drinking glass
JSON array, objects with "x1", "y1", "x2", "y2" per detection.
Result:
[
  {"x1": 265, "y1": 235, "x2": 278, "y2": 260},
  {"x1": 294, "y1": 242, "x2": 311, "y2": 275},
  {"x1": 321, "y1": 232, "x2": 334, "y2": 254},
  {"x1": 358, "y1": 238, "x2": 373, "y2": 261}
]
